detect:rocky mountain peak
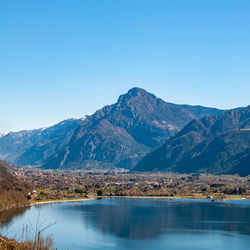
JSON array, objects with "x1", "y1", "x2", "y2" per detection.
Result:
[
  {"x1": 127, "y1": 87, "x2": 148, "y2": 96},
  {"x1": 117, "y1": 87, "x2": 156, "y2": 105}
]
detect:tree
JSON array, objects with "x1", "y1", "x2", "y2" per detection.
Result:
[{"x1": 97, "y1": 189, "x2": 103, "y2": 196}]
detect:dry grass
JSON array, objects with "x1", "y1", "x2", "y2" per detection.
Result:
[
  {"x1": 0, "y1": 233, "x2": 54, "y2": 250},
  {"x1": 0, "y1": 211, "x2": 55, "y2": 250}
]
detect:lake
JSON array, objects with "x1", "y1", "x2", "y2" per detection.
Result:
[{"x1": 1, "y1": 198, "x2": 250, "y2": 250}]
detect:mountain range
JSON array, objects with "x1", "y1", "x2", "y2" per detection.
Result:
[
  {"x1": 133, "y1": 106, "x2": 250, "y2": 176},
  {"x1": 0, "y1": 87, "x2": 225, "y2": 170}
]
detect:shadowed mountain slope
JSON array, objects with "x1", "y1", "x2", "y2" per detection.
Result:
[{"x1": 132, "y1": 106, "x2": 250, "y2": 176}]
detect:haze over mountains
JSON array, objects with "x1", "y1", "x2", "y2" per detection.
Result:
[
  {"x1": 0, "y1": 119, "x2": 83, "y2": 166},
  {"x1": 133, "y1": 106, "x2": 250, "y2": 176},
  {"x1": 0, "y1": 88, "x2": 225, "y2": 170}
]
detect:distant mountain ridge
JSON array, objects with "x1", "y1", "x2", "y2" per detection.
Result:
[
  {"x1": 132, "y1": 106, "x2": 250, "y2": 176},
  {"x1": 0, "y1": 119, "x2": 83, "y2": 166},
  {"x1": 0, "y1": 87, "x2": 225, "y2": 170}
]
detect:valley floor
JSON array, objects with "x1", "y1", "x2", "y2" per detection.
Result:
[{"x1": 14, "y1": 169, "x2": 249, "y2": 203}]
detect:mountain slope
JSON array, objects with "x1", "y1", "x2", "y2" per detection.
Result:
[
  {"x1": 0, "y1": 119, "x2": 83, "y2": 166},
  {"x1": 42, "y1": 87, "x2": 225, "y2": 170},
  {"x1": 132, "y1": 106, "x2": 250, "y2": 176}
]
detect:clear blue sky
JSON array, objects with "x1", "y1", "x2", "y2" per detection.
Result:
[{"x1": 0, "y1": 0, "x2": 249, "y2": 133}]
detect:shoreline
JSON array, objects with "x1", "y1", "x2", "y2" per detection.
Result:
[
  {"x1": 31, "y1": 197, "x2": 93, "y2": 206},
  {"x1": 101, "y1": 195, "x2": 248, "y2": 201},
  {"x1": 1, "y1": 195, "x2": 248, "y2": 212},
  {"x1": 31, "y1": 195, "x2": 248, "y2": 207},
  {"x1": 0, "y1": 198, "x2": 93, "y2": 212}
]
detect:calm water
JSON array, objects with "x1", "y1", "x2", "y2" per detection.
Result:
[{"x1": 1, "y1": 198, "x2": 250, "y2": 250}]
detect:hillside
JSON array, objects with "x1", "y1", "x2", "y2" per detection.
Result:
[
  {"x1": 0, "y1": 160, "x2": 31, "y2": 211},
  {"x1": 41, "y1": 87, "x2": 224, "y2": 170},
  {"x1": 133, "y1": 106, "x2": 250, "y2": 176}
]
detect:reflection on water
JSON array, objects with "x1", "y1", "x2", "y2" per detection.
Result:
[
  {"x1": 0, "y1": 198, "x2": 250, "y2": 250},
  {"x1": 0, "y1": 207, "x2": 29, "y2": 227},
  {"x1": 72, "y1": 198, "x2": 250, "y2": 239}
]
